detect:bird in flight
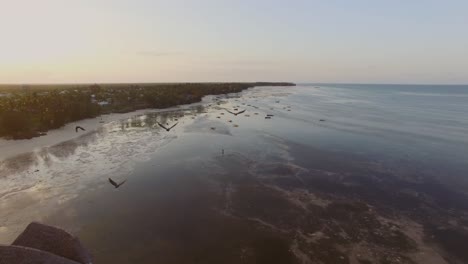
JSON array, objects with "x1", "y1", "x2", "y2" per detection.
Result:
[
  {"x1": 157, "y1": 122, "x2": 178, "y2": 131},
  {"x1": 109, "y1": 178, "x2": 126, "y2": 188},
  {"x1": 75, "y1": 126, "x2": 86, "y2": 133},
  {"x1": 225, "y1": 109, "x2": 246, "y2": 116}
]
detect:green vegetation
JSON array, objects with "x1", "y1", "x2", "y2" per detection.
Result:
[{"x1": 0, "y1": 82, "x2": 294, "y2": 139}]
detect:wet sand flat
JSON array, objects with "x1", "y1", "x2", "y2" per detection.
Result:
[{"x1": 1, "y1": 85, "x2": 468, "y2": 263}]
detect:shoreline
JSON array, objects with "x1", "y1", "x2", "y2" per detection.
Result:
[
  {"x1": 0, "y1": 91, "x2": 227, "y2": 161},
  {"x1": 0, "y1": 82, "x2": 295, "y2": 140},
  {"x1": 0, "y1": 84, "x2": 293, "y2": 161}
]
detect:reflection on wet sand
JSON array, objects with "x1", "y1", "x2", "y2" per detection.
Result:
[
  {"x1": 0, "y1": 103, "x2": 216, "y2": 242},
  {"x1": 42, "y1": 133, "x2": 299, "y2": 264}
]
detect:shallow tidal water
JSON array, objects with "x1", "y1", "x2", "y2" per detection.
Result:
[{"x1": 1, "y1": 84, "x2": 468, "y2": 263}]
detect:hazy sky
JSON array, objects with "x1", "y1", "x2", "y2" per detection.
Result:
[{"x1": 1, "y1": 0, "x2": 467, "y2": 84}]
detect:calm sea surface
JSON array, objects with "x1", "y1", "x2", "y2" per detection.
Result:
[{"x1": 285, "y1": 84, "x2": 468, "y2": 181}]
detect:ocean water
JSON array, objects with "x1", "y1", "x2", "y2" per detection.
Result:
[
  {"x1": 1, "y1": 84, "x2": 468, "y2": 263},
  {"x1": 299, "y1": 84, "x2": 468, "y2": 147},
  {"x1": 277, "y1": 84, "x2": 468, "y2": 184}
]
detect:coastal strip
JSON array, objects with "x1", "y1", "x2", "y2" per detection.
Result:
[{"x1": 0, "y1": 82, "x2": 295, "y2": 140}]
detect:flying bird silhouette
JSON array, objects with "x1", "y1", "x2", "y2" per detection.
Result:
[
  {"x1": 157, "y1": 122, "x2": 178, "y2": 131},
  {"x1": 109, "y1": 178, "x2": 126, "y2": 188},
  {"x1": 75, "y1": 126, "x2": 86, "y2": 133},
  {"x1": 226, "y1": 109, "x2": 246, "y2": 116}
]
